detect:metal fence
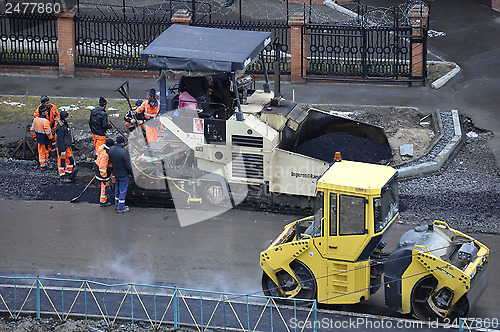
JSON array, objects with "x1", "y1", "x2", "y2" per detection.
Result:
[
  {"x1": 0, "y1": 275, "x2": 318, "y2": 331},
  {"x1": 302, "y1": 1, "x2": 427, "y2": 84},
  {"x1": 0, "y1": 13, "x2": 58, "y2": 65},
  {"x1": 194, "y1": 20, "x2": 291, "y2": 75},
  {"x1": 303, "y1": 23, "x2": 419, "y2": 82},
  {"x1": 0, "y1": 1, "x2": 426, "y2": 83},
  {"x1": 73, "y1": 14, "x2": 290, "y2": 74},
  {"x1": 74, "y1": 15, "x2": 172, "y2": 70}
]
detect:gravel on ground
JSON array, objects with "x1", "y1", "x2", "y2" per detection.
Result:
[{"x1": 0, "y1": 121, "x2": 498, "y2": 234}]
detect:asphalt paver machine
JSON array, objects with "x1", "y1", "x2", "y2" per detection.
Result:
[{"x1": 132, "y1": 24, "x2": 393, "y2": 209}]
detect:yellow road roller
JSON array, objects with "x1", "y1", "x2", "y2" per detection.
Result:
[{"x1": 260, "y1": 154, "x2": 489, "y2": 319}]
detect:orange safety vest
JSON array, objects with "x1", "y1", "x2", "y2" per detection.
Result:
[
  {"x1": 95, "y1": 145, "x2": 112, "y2": 180},
  {"x1": 34, "y1": 104, "x2": 60, "y2": 129},
  {"x1": 31, "y1": 116, "x2": 54, "y2": 144},
  {"x1": 137, "y1": 100, "x2": 159, "y2": 120}
]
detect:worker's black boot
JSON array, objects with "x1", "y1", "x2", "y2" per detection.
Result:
[
  {"x1": 60, "y1": 175, "x2": 71, "y2": 183},
  {"x1": 68, "y1": 168, "x2": 79, "y2": 179}
]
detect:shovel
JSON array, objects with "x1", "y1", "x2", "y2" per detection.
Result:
[{"x1": 70, "y1": 175, "x2": 96, "y2": 203}]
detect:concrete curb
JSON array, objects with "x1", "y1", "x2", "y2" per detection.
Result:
[
  {"x1": 430, "y1": 61, "x2": 461, "y2": 89},
  {"x1": 397, "y1": 110, "x2": 463, "y2": 180}
]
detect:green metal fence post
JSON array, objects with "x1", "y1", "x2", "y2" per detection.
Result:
[
  {"x1": 84, "y1": 282, "x2": 87, "y2": 320},
  {"x1": 174, "y1": 290, "x2": 178, "y2": 328},
  {"x1": 270, "y1": 297, "x2": 273, "y2": 332},
  {"x1": 14, "y1": 279, "x2": 17, "y2": 318},
  {"x1": 200, "y1": 292, "x2": 203, "y2": 331},
  {"x1": 36, "y1": 277, "x2": 40, "y2": 319},
  {"x1": 294, "y1": 300, "x2": 297, "y2": 332},
  {"x1": 131, "y1": 284, "x2": 134, "y2": 324},
  {"x1": 154, "y1": 288, "x2": 157, "y2": 329},
  {"x1": 246, "y1": 295, "x2": 250, "y2": 332},
  {"x1": 223, "y1": 295, "x2": 226, "y2": 330},
  {"x1": 313, "y1": 301, "x2": 318, "y2": 332},
  {"x1": 61, "y1": 282, "x2": 64, "y2": 320}
]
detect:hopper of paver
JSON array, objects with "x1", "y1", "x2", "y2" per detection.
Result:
[{"x1": 278, "y1": 108, "x2": 393, "y2": 165}]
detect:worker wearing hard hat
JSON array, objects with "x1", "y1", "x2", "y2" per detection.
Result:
[
  {"x1": 30, "y1": 106, "x2": 54, "y2": 168},
  {"x1": 94, "y1": 138, "x2": 115, "y2": 207},
  {"x1": 89, "y1": 97, "x2": 112, "y2": 153},
  {"x1": 55, "y1": 111, "x2": 75, "y2": 182}
]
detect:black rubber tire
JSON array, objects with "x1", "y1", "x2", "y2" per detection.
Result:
[
  {"x1": 261, "y1": 261, "x2": 316, "y2": 305},
  {"x1": 204, "y1": 182, "x2": 225, "y2": 206}
]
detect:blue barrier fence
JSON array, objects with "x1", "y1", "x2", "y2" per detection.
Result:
[{"x1": 0, "y1": 275, "x2": 318, "y2": 331}]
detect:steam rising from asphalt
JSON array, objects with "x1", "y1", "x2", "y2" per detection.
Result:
[{"x1": 94, "y1": 249, "x2": 155, "y2": 286}]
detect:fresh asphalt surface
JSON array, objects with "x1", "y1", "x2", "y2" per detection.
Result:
[{"x1": 0, "y1": 0, "x2": 500, "y2": 329}]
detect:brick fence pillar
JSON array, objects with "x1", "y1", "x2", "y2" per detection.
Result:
[
  {"x1": 171, "y1": 9, "x2": 192, "y2": 25},
  {"x1": 278, "y1": 0, "x2": 324, "y2": 3},
  {"x1": 492, "y1": 0, "x2": 500, "y2": 12},
  {"x1": 288, "y1": 12, "x2": 307, "y2": 84},
  {"x1": 334, "y1": 0, "x2": 352, "y2": 4},
  {"x1": 55, "y1": 9, "x2": 76, "y2": 78},
  {"x1": 408, "y1": 4, "x2": 429, "y2": 79}
]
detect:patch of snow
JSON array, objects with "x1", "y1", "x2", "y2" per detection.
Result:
[
  {"x1": 466, "y1": 131, "x2": 479, "y2": 138},
  {"x1": 329, "y1": 110, "x2": 358, "y2": 117},
  {"x1": 109, "y1": 113, "x2": 120, "y2": 117},
  {"x1": 2, "y1": 101, "x2": 24, "y2": 107},
  {"x1": 428, "y1": 29, "x2": 446, "y2": 38},
  {"x1": 59, "y1": 105, "x2": 80, "y2": 112},
  {"x1": 85, "y1": 106, "x2": 94, "y2": 110}
]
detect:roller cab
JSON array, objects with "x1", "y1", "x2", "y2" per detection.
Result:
[{"x1": 261, "y1": 157, "x2": 399, "y2": 304}]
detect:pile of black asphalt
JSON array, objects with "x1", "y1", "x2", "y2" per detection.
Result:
[
  {"x1": 0, "y1": 159, "x2": 99, "y2": 204},
  {"x1": 296, "y1": 132, "x2": 393, "y2": 164}
]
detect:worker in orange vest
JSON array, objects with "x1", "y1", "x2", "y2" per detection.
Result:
[
  {"x1": 55, "y1": 111, "x2": 75, "y2": 182},
  {"x1": 89, "y1": 97, "x2": 112, "y2": 153},
  {"x1": 124, "y1": 99, "x2": 144, "y2": 132},
  {"x1": 136, "y1": 88, "x2": 161, "y2": 143},
  {"x1": 94, "y1": 138, "x2": 115, "y2": 207},
  {"x1": 34, "y1": 95, "x2": 60, "y2": 153},
  {"x1": 30, "y1": 106, "x2": 54, "y2": 168}
]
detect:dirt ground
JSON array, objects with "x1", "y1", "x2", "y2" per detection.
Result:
[
  {"x1": 301, "y1": 104, "x2": 434, "y2": 165},
  {"x1": 0, "y1": 317, "x2": 192, "y2": 331},
  {"x1": 1, "y1": 104, "x2": 433, "y2": 166}
]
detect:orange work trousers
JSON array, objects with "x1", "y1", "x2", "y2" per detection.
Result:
[
  {"x1": 37, "y1": 143, "x2": 50, "y2": 167},
  {"x1": 92, "y1": 134, "x2": 106, "y2": 154},
  {"x1": 57, "y1": 147, "x2": 75, "y2": 176},
  {"x1": 145, "y1": 123, "x2": 162, "y2": 144},
  {"x1": 100, "y1": 176, "x2": 115, "y2": 204}
]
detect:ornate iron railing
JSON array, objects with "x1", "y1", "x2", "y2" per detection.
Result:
[
  {"x1": 301, "y1": 1, "x2": 427, "y2": 84},
  {"x1": 0, "y1": 13, "x2": 58, "y2": 66},
  {"x1": 303, "y1": 23, "x2": 416, "y2": 80},
  {"x1": 74, "y1": 15, "x2": 172, "y2": 70},
  {"x1": 193, "y1": 20, "x2": 291, "y2": 75}
]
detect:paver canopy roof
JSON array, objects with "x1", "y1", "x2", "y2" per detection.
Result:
[{"x1": 140, "y1": 24, "x2": 272, "y2": 75}]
